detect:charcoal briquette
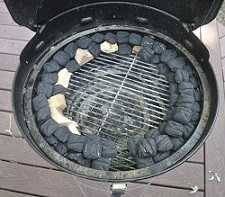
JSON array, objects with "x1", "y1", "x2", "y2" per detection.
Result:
[
  {"x1": 166, "y1": 72, "x2": 175, "y2": 83},
  {"x1": 116, "y1": 31, "x2": 129, "y2": 43},
  {"x1": 171, "y1": 137, "x2": 185, "y2": 151},
  {"x1": 153, "y1": 151, "x2": 171, "y2": 162},
  {"x1": 142, "y1": 36, "x2": 154, "y2": 48},
  {"x1": 64, "y1": 42, "x2": 77, "y2": 58},
  {"x1": 139, "y1": 48, "x2": 154, "y2": 62},
  {"x1": 164, "y1": 121, "x2": 185, "y2": 137},
  {"x1": 173, "y1": 107, "x2": 192, "y2": 124},
  {"x1": 176, "y1": 102, "x2": 194, "y2": 109},
  {"x1": 37, "y1": 82, "x2": 53, "y2": 98},
  {"x1": 179, "y1": 82, "x2": 194, "y2": 90},
  {"x1": 189, "y1": 77, "x2": 198, "y2": 88},
  {"x1": 136, "y1": 157, "x2": 154, "y2": 168},
  {"x1": 91, "y1": 33, "x2": 104, "y2": 43},
  {"x1": 43, "y1": 61, "x2": 61, "y2": 73},
  {"x1": 129, "y1": 33, "x2": 142, "y2": 45},
  {"x1": 145, "y1": 138, "x2": 157, "y2": 156},
  {"x1": 92, "y1": 157, "x2": 112, "y2": 170},
  {"x1": 158, "y1": 63, "x2": 169, "y2": 75},
  {"x1": 153, "y1": 41, "x2": 166, "y2": 54},
  {"x1": 104, "y1": 32, "x2": 117, "y2": 44},
  {"x1": 155, "y1": 135, "x2": 173, "y2": 152},
  {"x1": 53, "y1": 51, "x2": 70, "y2": 66},
  {"x1": 170, "y1": 93, "x2": 178, "y2": 106},
  {"x1": 55, "y1": 143, "x2": 68, "y2": 155},
  {"x1": 67, "y1": 153, "x2": 90, "y2": 167},
  {"x1": 191, "y1": 112, "x2": 200, "y2": 123},
  {"x1": 194, "y1": 89, "x2": 201, "y2": 101},
  {"x1": 144, "y1": 128, "x2": 161, "y2": 139},
  {"x1": 118, "y1": 44, "x2": 132, "y2": 55},
  {"x1": 67, "y1": 134, "x2": 87, "y2": 153},
  {"x1": 102, "y1": 139, "x2": 117, "y2": 158},
  {"x1": 193, "y1": 102, "x2": 201, "y2": 113},
  {"x1": 169, "y1": 84, "x2": 178, "y2": 94},
  {"x1": 160, "y1": 49, "x2": 177, "y2": 63},
  {"x1": 151, "y1": 55, "x2": 160, "y2": 64},
  {"x1": 88, "y1": 42, "x2": 101, "y2": 57},
  {"x1": 36, "y1": 106, "x2": 51, "y2": 123},
  {"x1": 65, "y1": 60, "x2": 80, "y2": 72},
  {"x1": 83, "y1": 137, "x2": 102, "y2": 159},
  {"x1": 168, "y1": 57, "x2": 186, "y2": 71},
  {"x1": 52, "y1": 85, "x2": 68, "y2": 95},
  {"x1": 54, "y1": 126, "x2": 70, "y2": 143},
  {"x1": 46, "y1": 135, "x2": 58, "y2": 146},
  {"x1": 77, "y1": 36, "x2": 92, "y2": 49},
  {"x1": 32, "y1": 94, "x2": 48, "y2": 112},
  {"x1": 40, "y1": 118, "x2": 58, "y2": 137},
  {"x1": 41, "y1": 73, "x2": 58, "y2": 84},
  {"x1": 159, "y1": 122, "x2": 167, "y2": 133},
  {"x1": 179, "y1": 88, "x2": 195, "y2": 97},
  {"x1": 137, "y1": 138, "x2": 157, "y2": 157},
  {"x1": 177, "y1": 94, "x2": 195, "y2": 104},
  {"x1": 175, "y1": 69, "x2": 189, "y2": 83},
  {"x1": 127, "y1": 136, "x2": 141, "y2": 156},
  {"x1": 137, "y1": 142, "x2": 149, "y2": 158}
]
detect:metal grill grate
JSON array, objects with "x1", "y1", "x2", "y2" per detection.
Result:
[{"x1": 65, "y1": 52, "x2": 171, "y2": 170}]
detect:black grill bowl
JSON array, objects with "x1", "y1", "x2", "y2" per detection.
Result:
[{"x1": 12, "y1": 2, "x2": 219, "y2": 182}]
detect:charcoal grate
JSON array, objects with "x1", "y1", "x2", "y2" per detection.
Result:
[{"x1": 65, "y1": 52, "x2": 171, "y2": 170}]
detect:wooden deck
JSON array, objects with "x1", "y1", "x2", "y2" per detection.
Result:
[{"x1": 0, "y1": 2, "x2": 225, "y2": 196}]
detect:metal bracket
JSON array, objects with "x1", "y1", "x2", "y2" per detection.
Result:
[{"x1": 111, "y1": 183, "x2": 127, "y2": 197}]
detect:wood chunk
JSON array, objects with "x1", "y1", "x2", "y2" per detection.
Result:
[
  {"x1": 100, "y1": 41, "x2": 118, "y2": 53},
  {"x1": 75, "y1": 48, "x2": 94, "y2": 65},
  {"x1": 132, "y1": 46, "x2": 142, "y2": 55},
  {"x1": 48, "y1": 94, "x2": 67, "y2": 111},
  {"x1": 48, "y1": 95, "x2": 80, "y2": 135},
  {"x1": 56, "y1": 68, "x2": 72, "y2": 88}
]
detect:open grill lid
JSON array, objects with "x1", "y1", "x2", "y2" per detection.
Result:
[{"x1": 4, "y1": 0, "x2": 224, "y2": 31}]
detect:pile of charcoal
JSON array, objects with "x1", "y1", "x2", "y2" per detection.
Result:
[
  {"x1": 127, "y1": 36, "x2": 202, "y2": 168},
  {"x1": 32, "y1": 30, "x2": 202, "y2": 171}
]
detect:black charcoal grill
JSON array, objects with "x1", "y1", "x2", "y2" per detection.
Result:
[{"x1": 4, "y1": 0, "x2": 223, "y2": 186}]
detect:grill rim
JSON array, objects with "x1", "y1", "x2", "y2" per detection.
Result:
[{"x1": 14, "y1": 25, "x2": 218, "y2": 182}]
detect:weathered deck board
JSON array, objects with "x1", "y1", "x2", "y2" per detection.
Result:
[
  {"x1": 0, "y1": 25, "x2": 34, "y2": 41},
  {"x1": 0, "y1": 70, "x2": 14, "y2": 90},
  {"x1": 0, "y1": 53, "x2": 19, "y2": 71},
  {"x1": 0, "y1": 134, "x2": 204, "y2": 189},
  {"x1": 201, "y1": 21, "x2": 225, "y2": 197},
  {"x1": 0, "y1": 89, "x2": 11, "y2": 111},
  {"x1": 0, "y1": 111, "x2": 21, "y2": 137},
  {"x1": 218, "y1": 21, "x2": 225, "y2": 38},
  {"x1": 0, "y1": 135, "x2": 53, "y2": 168},
  {"x1": 0, "y1": 2, "x2": 8, "y2": 13},
  {"x1": 0, "y1": 161, "x2": 84, "y2": 197},
  {"x1": 0, "y1": 190, "x2": 36, "y2": 197},
  {"x1": 0, "y1": 160, "x2": 203, "y2": 196},
  {"x1": 0, "y1": 12, "x2": 18, "y2": 26},
  {"x1": 125, "y1": 185, "x2": 204, "y2": 197},
  {"x1": 0, "y1": 38, "x2": 26, "y2": 55}
]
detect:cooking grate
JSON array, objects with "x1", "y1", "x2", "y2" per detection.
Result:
[{"x1": 65, "y1": 52, "x2": 171, "y2": 170}]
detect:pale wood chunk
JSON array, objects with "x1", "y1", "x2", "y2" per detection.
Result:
[
  {"x1": 48, "y1": 94, "x2": 67, "y2": 111},
  {"x1": 100, "y1": 41, "x2": 118, "y2": 53},
  {"x1": 75, "y1": 48, "x2": 94, "y2": 65},
  {"x1": 48, "y1": 94, "x2": 80, "y2": 135},
  {"x1": 132, "y1": 45, "x2": 142, "y2": 55},
  {"x1": 56, "y1": 68, "x2": 72, "y2": 88},
  {"x1": 49, "y1": 107, "x2": 80, "y2": 135}
]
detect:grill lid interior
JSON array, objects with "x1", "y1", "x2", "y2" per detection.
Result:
[{"x1": 4, "y1": 0, "x2": 223, "y2": 31}]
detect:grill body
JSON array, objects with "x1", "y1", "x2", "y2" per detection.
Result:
[{"x1": 12, "y1": 3, "x2": 219, "y2": 182}]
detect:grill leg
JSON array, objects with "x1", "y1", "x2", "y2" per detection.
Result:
[{"x1": 111, "y1": 183, "x2": 127, "y2": 197}]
